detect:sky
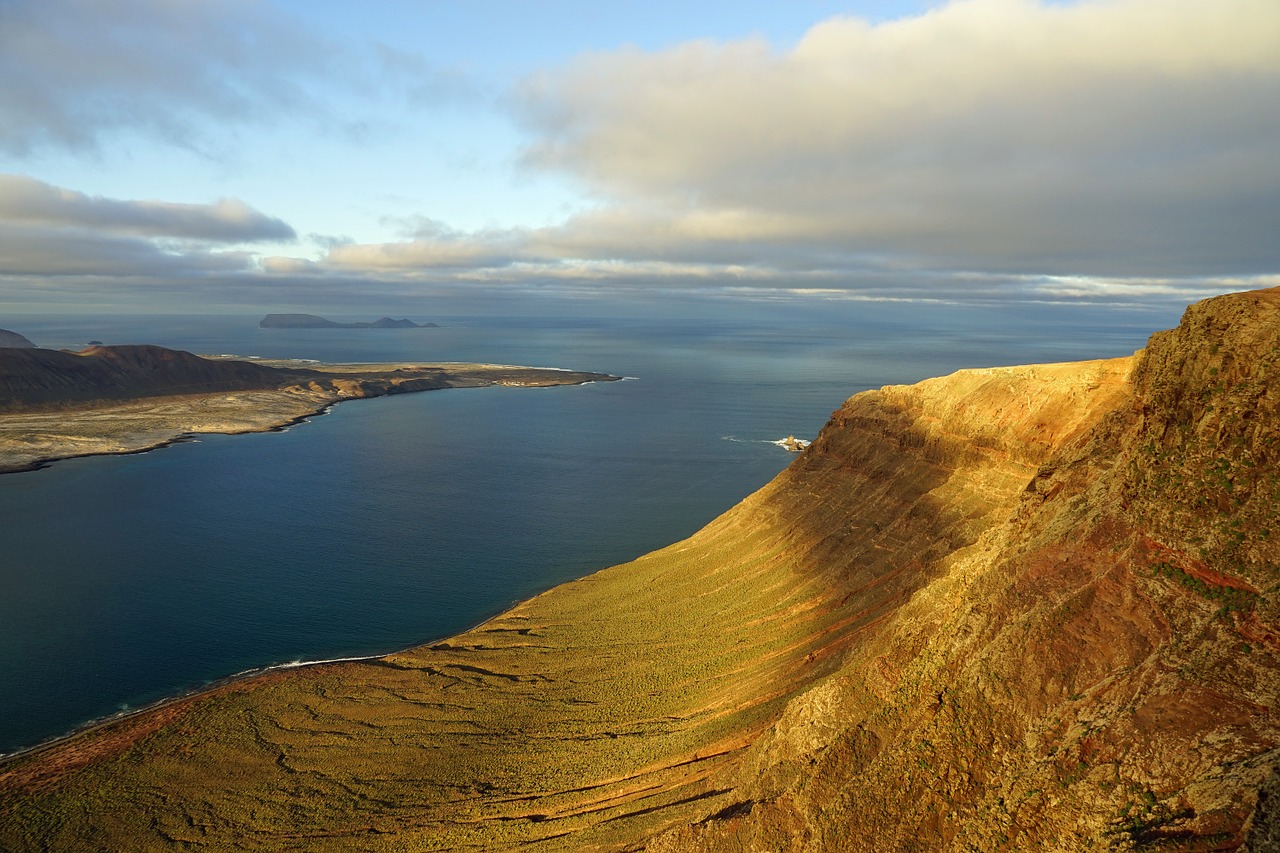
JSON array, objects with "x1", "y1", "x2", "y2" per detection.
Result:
[{"x1": 0, "y1": 0, "x2": 1277, "y2": 314}]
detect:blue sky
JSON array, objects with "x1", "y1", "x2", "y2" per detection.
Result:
[{"x1": 1, "y1": 0, "x2": 1277, "y2": 313}]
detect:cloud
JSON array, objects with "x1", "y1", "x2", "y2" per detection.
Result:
[
  {"x1": 3, "y1": 0, "x2": 1276, "y2": 310},
  {"x1": 0, "y1": 176, "x2": 295, "y2": 282},
  {"x1": 327, "y1": 217, "x2": 533, "y2": 270},
  {"x1": 0, "y1": 222, "x2": 255, "y2": 278},
  {"x1": 0, "y1": 175, "x2": 295, "y2": 242},
  {"x1": 260, "y1": 256, "x2": 323, "y2": 275},
  {"x1": 501, "y1": 0, "x2": 1280, "y2": 279},
  {"x1": 0, "y1": 0, "x2": 323, "y2": 155},
  {"x1": 0, "y1": 0, "x2": 479, "y2": 157}
]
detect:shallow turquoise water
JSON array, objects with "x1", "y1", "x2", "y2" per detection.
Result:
[{"x1": 0, "y1": 302, "x2": 1178, "y2": 752}]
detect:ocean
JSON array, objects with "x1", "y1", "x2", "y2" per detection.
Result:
[{"x1": 0, "y1": 300, "x2": 1181, "y2": 753}]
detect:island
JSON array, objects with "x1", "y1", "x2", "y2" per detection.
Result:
[
  {"x1": 1, "y1": 287, "x2": 1278, "y2": 851},
  {"x1": 0, "y1": 344, "x2": 617, "y2": 474},
  {"x1": 258, "y1": 313, "x2": 439, "y2": 329},
  {"x1": 0, "y1": 328, "x2": 36, "y2": 348}
]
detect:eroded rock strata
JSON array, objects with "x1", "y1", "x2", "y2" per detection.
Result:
[{"x1": 1, "y1": 288, "x2": 1276, "y2": 851}]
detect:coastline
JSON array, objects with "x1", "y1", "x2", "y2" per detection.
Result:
[
  {"x1": 0, "y1": 398, "x2": 339, "y2": 476},
  {"x1": 0, "y1": 359, "x2": 618, "y2": 476},
  {"x1": 0, "y1": 593, "x2": 533, "y2": 779}
]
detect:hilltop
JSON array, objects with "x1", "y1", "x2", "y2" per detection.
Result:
[
  {"x1": 0, "y1": 288, "x2": 1276, "y2": 850},
  {"x1": 0, "y1": 345, "x2": 308, "y2": 409}
]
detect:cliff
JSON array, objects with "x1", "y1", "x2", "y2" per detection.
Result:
[{"x1": 0, "y1": 288, "x2": 1276, "y2": 851}]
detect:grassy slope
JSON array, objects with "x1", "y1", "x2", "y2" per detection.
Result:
[
  {"x1": 650, "y1": 288, "x2": 1280, "y2": 852},
  {"x1": 0, "y1": 347, "x2": 1128, "y2": 850},
  {"x1": 2, "y1": 289, "x2": 1277, "y2": 851}
]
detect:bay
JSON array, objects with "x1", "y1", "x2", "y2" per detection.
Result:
[{"x1": 0, "y1": 300, "x2": 1180, "y2": 752}]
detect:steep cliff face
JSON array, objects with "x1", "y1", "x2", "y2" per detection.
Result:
[
  {"x1": 652, "y1": 288, "x2": 1280, "y2": 851},
  {"x1": 0, "y1": 289, "x2": 1276, "y2": 852}
]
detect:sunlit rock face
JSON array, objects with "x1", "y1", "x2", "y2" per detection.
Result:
[
  {"x1": 652, "y1": 287, "x2": 1280, "y2": 852},
  {"x1": 1, "y1": 288, "x2": 1277, "y2": 852}
]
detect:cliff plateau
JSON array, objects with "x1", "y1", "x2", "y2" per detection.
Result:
[{"x1": 0, "y1": 288, "x2": 1276, "y2": 851}]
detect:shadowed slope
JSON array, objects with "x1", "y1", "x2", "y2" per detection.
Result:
[{"x1": 0, "y1": 345, "x2": 303, "y2": 408}]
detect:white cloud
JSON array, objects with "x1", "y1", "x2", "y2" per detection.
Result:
[
  {"x1": 4, "y1": 0, "x2": 1277, "y2": 308},
  {"x1": 0, "y1": 0, "x2": 478, "y2": 157},
  {"x1": 0, "y1": 175, "x2": 295, "y2": 242},
  {"x1": 505, "y1": 0, "x2": 1280, "y2": 278},
  {"x1": 0, "y1": 223, "x2": 255, "y2": 277},
  {"x1": 0, "y1": 176, "x2": 296, "y2": 281}
]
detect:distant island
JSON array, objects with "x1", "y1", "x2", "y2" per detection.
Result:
[
  {"x1": 0, "y1": 328, "x2": 36, "y2": 348},
  {"x1": 259, "y1": 313, "x2": 439, "y2": 329}
]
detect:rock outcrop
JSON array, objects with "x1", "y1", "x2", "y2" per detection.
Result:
[{"x1": 1, "y1": 288, "x2": 1276, "y2": 851}]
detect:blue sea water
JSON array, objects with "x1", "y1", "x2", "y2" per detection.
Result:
[{"x1": 0, "y1": 301, "x2": 1182, "y2": 753}]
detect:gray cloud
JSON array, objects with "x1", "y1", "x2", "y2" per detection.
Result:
[
  {"x1": 285, "y1": 0, "x2": 1279, "y2": 299},
  {"x1": 501, "y1": 0, "x2": 1280, "y2": 280},
  {"x1": 0, "y1": 0, "x2": 326, "y2": 155},
  {"x1": 0, "y1": 175, "x2": 295, "y2": 242},
  {"x1": 0, "y1": 0, "x2": 480, "y2": 157},
  {"x1": 0, "y1": 176, "x2": 296, "y2": 282},
  {"x1": 0, "y1": 222, "x2": 255, "y2": 278},
  {"x1": 3, "y1": 0, "x2": 1276, "y2": 311}
]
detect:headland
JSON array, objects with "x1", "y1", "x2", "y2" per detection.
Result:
[{"x1": 0, "y1": 344, "x2": 617, "y2": 474}]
